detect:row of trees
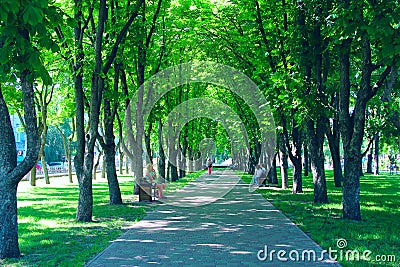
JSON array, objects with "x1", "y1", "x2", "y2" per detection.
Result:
[{"x1": 1, "y1": 0, "x2": 399, "y2": 259}]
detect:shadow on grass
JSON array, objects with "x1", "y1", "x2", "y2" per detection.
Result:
[
  {"x1": 2, "y1": 177, "x2": 149, "y2": 267},
  {"x1": 2, "y1": 172, "x2": 206, "y2": 267},
  {"x1": 240, "y1": 170, "x2": 400, "y2": 267}
]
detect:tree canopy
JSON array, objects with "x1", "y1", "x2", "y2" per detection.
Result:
[{"x1": 1, "y1": 0, "x2": 400, "y2": 259}]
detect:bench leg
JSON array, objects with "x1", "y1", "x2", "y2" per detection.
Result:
[{"x1": 153, "y1": 186, "x2": 158, "y2": 201}]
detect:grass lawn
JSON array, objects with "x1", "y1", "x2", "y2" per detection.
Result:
[
  {"x1": 1, "y1": 170, "x2": 203, "y2": 267},
  {"x1": 241, "y1": 170, "x2": 400, "y2": 267}
]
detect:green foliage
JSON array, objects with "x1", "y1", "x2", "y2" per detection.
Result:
[
  {"x1": 0, "y1": 0, "x2": 63, "y2": 84},
  {"x1": 45, "y1": 124, "x2": 75, "y2": 162},
  {"x1": 1, "y1": 0, "x2": 400, "y2": 261}
]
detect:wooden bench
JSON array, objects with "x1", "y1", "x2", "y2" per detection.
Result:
[
  {"x1": 138, "y1": 178, "x2": 158, "y2": 202},
  {"x1": 258, "y1": 170, "x2": 268, "y2": 187}
]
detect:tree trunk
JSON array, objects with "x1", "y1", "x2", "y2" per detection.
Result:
[
  {"x1": 177, "y1": 148, "x2": 182, "y2": 178},
  {"x1": 30, "y1": 166, "x2": 36, "y2": 186},
  {"x1": 180, "y1": 119, "x2": 188, "y2": 178},
  {"x1": 290, "y1": 123, "x2": 303, "y2": 193},
  {"x1": 101, "y1": 157, "x2": 106, "y2": 179},
  {"x1": 280, "y1": 110, "x2": 303, "y2": 193},
  {"x1": 125, "y1": 157, "x2": 129, "y2": 174},
  {"x1": 374, "y1": 133, "x2": 379, "y2": 175},
  {"x1": 56, "y1": 125, "x2": 73, "y2": 183},
  {"x1": 119, "y1": 152, "x2": 124, "y2": 175},
  {"x1": 0, "y1": 69, "x2": 40, "y2": 258},
  {"x1": 337, "y1": 29, "x2": 390, "y2": 220},
  {"x1": 381, "y1": 65, "x2": 400, "y2": 132},
  {"x1": 68, "y1": 140, "x2": 73, "y2": 183},
  {"x1": 75, "y1": 0, "x2": 141, "y2": 218},
  {"x1": 104, "y1": 144, "x2": 122, "y2": 204},
  {"x1": 0, "y1": 183, "x2": 19, "y2": 258},
  {"x1": 247, "y1": 150, "x2": 256, "y2": 175},
  {"x1": 270, "y1": 153, "x2": 278, "y2": 184},
  {"x1": 170, "y1": 161, "x2": 178, "y2": 182},
  {"x1": 42, "y1": 152, "x2": 50, "y2": 184},
  {"x1": 65, "y1": 135, "x2": 75, "y2": 184},
  {"x1": 93, "y1": 150, "x2": 102, "y2": 180},
  {"x1": 366, "y1": 144, "x2": 373, "y2": 174},
  {"x1": 278, "y1": 133, "x2": 289, "y2": 189},
  {"x1": 279, "y1": 153, "x2": 289, "y2": 189},
  {"x1": 188, "y1": 147, "x2": 193, "y2": 173},
  {"x1": 303, "y1": 142, "x2": 309, "y2": 177},
  {"x1": 39, "y1": 122, "x2": 49, "y2": 184},
  {"x1": 101, "y1": 61, "x2": 122, "y2": 205},
  {"x1": 122, "y1": 0, "x2": 160, "y2": 193},
  {"x1": 166, "y1": 161, "x2": 170, "y2": 182},
  {"x1": 169, "y1": 144, "x2": 179, "y2": 182},
  {"x1": 75, "y1": 0, "x2": 108, "y2": 222},
  {"x1": 307, "y1": 119, "x2": 328, "y2": 203},
  {"x1": 73, "y1": 0, "x2": 89, "y2": 222},
  {"x1": 127, "y1": 0, "x2": 148, "y2": 191},
  {"x1": 76, "y1": 166, "x2": 94, "y2": 222},
  {"x1": 292, "y1": 158, "x2": 303, "y2": 193},
  {"x1": 179, "y1": 151, "x2": 186, "y2": 178},
  {"x1": 326, "y1": 116, "x2": 342, "y2": 187},
  {"x1": 116, "y1": 110, "x2": 125, "y2": 177},
  {"x1": 158, "y1": 119, "x2": 166, "y2": 180},
  {"x1": 339, "y1": 37, "x2": 362, "y2": 221},
  {"x1": 144, "y1": 122, "x2": 153, "y2": 164},
  {"x1": 310, "y1": 151, "x2": 328, "y2": 203},
  {"x1": 194, "y1": 152, "x2": 200, "y2": 172},
  {"x1": 166, "y1": 118, "x2": 179, "y2": 182},
  {"x1": 342, "y1": 153, "x2": 361, "y2": 220}
]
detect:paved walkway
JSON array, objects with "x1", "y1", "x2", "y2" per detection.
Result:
[{"x1": 86, "y1": 170, "x2": 340, "y2": 266}]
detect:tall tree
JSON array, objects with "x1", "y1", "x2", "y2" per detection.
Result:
[
  {"x1": 73, "y1": 0, "x2": 143, "y2": 221},
  {"x1": 337, "y1": 0, "x2": 394, "y2": 220},
  {"x1": 0, "y1": 0, "x2": 62, "y2": 258},
  {"x1": 124, "y1": 0, "x2": 164, "y2": 190},
  {"x1": 326, "y1": 93, "x2": 343, "y2": 187},
  {"x1": 297, "y1": 0, "x2": 329, "y2": 203}
]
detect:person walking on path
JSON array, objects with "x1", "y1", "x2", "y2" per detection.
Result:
[{"x1": 207, "y1": 158, "x2": 213, "y2": 175}]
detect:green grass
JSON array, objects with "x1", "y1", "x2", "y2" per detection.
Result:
[
  {"x1": 1, "y1": 171, "x2": 203, "y2": 267},
  {"x1": 3, "y1": 169, "x2": 397, "y2": 266},
  {"x1": 241, "y1": 170, "x2": 400, "y2": 266}
]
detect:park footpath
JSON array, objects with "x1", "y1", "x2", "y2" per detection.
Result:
[{"x1": 86, "y1": 170, "x2": 341, "y2": 266}]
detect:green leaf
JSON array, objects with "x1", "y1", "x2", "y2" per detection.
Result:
[
  {"x1": 28, "y1": 52, "x2": 41, "y2": 67},
  {"x1": 66, "y1": 17, "x2": 77, "y2": 28},
  {"x1": 0, "y1": 48, "x2": 9, "y2": 65},
  {"x1": 22, "y1": 4, "x2": 44, "y2": 26},
  {"x1": 5, "y1": 0, "x2": 20, "y2": 14},
  {"x1": 41, "y1": 69, "x2": 52, "y2": 85},
  {"x1": 50, "y1": 42, "x2": 60, "y2": 53}
]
